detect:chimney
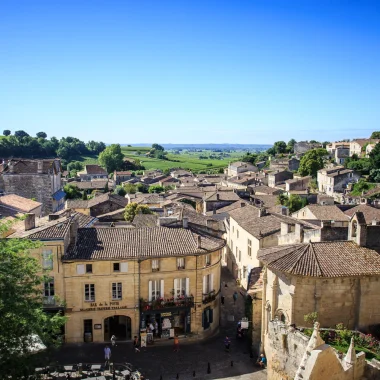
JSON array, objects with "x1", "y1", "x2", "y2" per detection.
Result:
[
  {"x1": 69, "y1": 217, "x2": 79, "y2": 246},
  {"x1": 197, "y1": 235, "x2": 202, "y2": 248},
  {"x1": 183, "y1": 217, "x2": 188, "y2": 229},
  {"x1": 37, "y1": 160, "x2": 43, "y2": 174},
  {"x1": 295, "y1": 223, "x2": 304, "y2": 243},
  {"x1": 241, "y1": 202, "x2": 246, "y2": 207},
  {"x1": 24, "y1": 213, "x2": 36, "y2": 231},
  {"x1": 258, "y1": 208, "x2": 266, "y2": 217},
  {"x1": 281, "y1": 206, "x2": 288, "y2": 216}
]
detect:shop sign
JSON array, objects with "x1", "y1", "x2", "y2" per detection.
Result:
[
  {"x1": 79, "y1": 301, "x2": 129, "y2": 312},
  {"x1": 94, "y1": 324, "x2": 102, "y2": 329},
  {"x1": 161, "y1": 312, "x2": 172, "y2": 317}
]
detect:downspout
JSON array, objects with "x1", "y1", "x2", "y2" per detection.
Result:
[{"x1": 260, "y1": 266, "x2": 267, "y2": 354}]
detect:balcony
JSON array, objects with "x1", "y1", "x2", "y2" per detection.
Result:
[
  {"x1": 140, "y1": 296, "x2": 194, "y2": 311},
  {"x1": 202, "y1": 290, "x2": 216, "y2": 304},
  {"x1": 43, "y1": 296, "x2": 56, "y2": 306}
]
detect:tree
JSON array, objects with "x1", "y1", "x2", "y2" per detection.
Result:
[
  {"x1": 67, "y1": 161, "x2": 84, "y2": 172},
  {"x1": 152, "y1": 143, "x2": 165, "y2": 151},
  {"x1": 287, "y1": 139, "x2": 296, "y2": 153},
  {"x1": 148, "y1": 185, "x2": 165, "y2": 193},
  {"x1": 369, "y1": 143, "x2": 380, "y2": 169},
  {"x1": 273, "y1": 141, "x2": 287, "y2": 154},
  {"x1": 298, "y1": 149, "x2": 328, "y2": 177},
  {"x1": 98, "y1": 144, "x2": 124, "y2": 173},
  {"x1": 277, "y1": 194, "x2": 307, "y2": 213},
  {"x1": 82, "y1": 191, "x2": 88, "y2": 200},
  {"x1": 124, "y1": 203, "x2": 153, "y2": 222},
  {"x1": 123, "y1": 183, "x2": 137, "y2": 194},
  {"x1": 36, "y1": 132, "x2": 47, "y2": 139},
  {"x1": 104, "y1": 182, "x2": 109, "y2": 193},
  {"x1": 14, "y1": 130, "x2": 29, "y2": 139},
  {"x1": 63, "y1": 184, "x2": 81, "y2": 199},
  {"x1": 0, "y1": 221, "x2": 66, "y2": 377},
  {"x1": 369, "y1": 170, "x2": 380, "y2": 183},
  {"x1": 135, "y1": 183, "x2": 148, "y2": 193},
  {"x1": 370, "y1": 132, "x2": 380, "y2": 139},
  {"x1": 114, "y1": 185, "x2": 126, "y2": 197},
  {"x1": 3, "y1": 129, "x2": 11, "y2": 136}
]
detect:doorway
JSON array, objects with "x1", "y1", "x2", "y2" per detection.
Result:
[{"x1": 104, "y1": 315, "x2": 131, "y2": 341}]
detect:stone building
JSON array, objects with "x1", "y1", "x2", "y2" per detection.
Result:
[
  {"x1": 0, "y1": 194, "x2": 42, "y2": 218},
  {"x1": 285, "y1": 176, "x2": 311, "y2": 193},
  {"x1": 294, "y1": 141, "x2": 322, "y2": 154},
  {"x1": 268, "y1": 170, "x2": 293, "y2": 188},
  {"x1": 78, "y1": 165, "x2": 108, "y2": 181},
  {"x1": 227, "y1": 161, "x2": 258, "y2": 177},
  {"x1": 202, "y1": 190, "x2": 241, "y2": 213},
  {"x1": 9, "y1": 213, "x2": 225, "y2": 344},
  {"x1": 0, "y1": 158, "x2": 64, "y2": 215},
  {"x1": 113, "y1": 171, "x2": 132, "y2": 185},
  {"x1": 350, "y1": 139, "x2": 380, "y2": 157}
]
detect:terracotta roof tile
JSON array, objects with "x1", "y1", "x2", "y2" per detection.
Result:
[
  {"x1": 0, "y1": 194, "x2": 42, "y2": 213},
  {"x1": 84, "y1": 165, "x2": 107, "y2": 175},
  {"x1": 344, "y1": 204, "x2": 380, "y2": 225},
  {"x1": 295, "y1": 205, "x2": 349, "y2": 222}
]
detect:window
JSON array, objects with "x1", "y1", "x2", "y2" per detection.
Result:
[
  {"x1": 239, "y1": 250, "x2": 241, "y2": 262},
  {"x1": 86, "y1": 264, "x2": 92, "y2": 273},
  {"x1": 248, "y1": 239, "x2": 252, "y2": 257},
  {"x1": 243, "y1": 266, "x2": 247, "y2": 279},
  {"x1": 77, "y1": 264, "x2": 85, "y2": 274},
  {"x1": 177, "y1": 257, "x2": 185, "y2": 269},
  {"x1": 237, "y1": 229, "x2": 239, "y2": 238},
  {"x1": 152, "y1": 259, "x2": 160, "y2": 272},
  {"x1": 236, "y1": 247, "x2": 238, "y2": 257},
  {"x1": 112, "y1": 282, "x2": 122, "y2": 300},
  {"x1": 203, "y1": 274, "x2": 214, "y2": 294},
  {"x1": 232, "y1": 225, "x2": 234, "y2": 233},
  {"x1": 149, "y1": 279, "x2": 163, "y2": 301},
  {"x1": 84, "y1": 284, "x2": 95, "y2": 302},
  {"x1": 42, "y1": 249, "x2": 53, "y2": 269},
  {"x1": 205, "y1": 254, "x2": 211, "y2": 266},
  {"x1": 174, "y1": 278, "x2": 189, "y2": 298},
  {"x1": 113, "y1": 263, "x2": 120, "y2": 272},
  {"x1": 120, "y1": 262, "x2": 128, "y2": 272},
  {"x1": 44, "y1": 278, "x2": 55, "y2": 304},
  {"x1": 84, "y1": 319, "x2": 93, "y2": 334}
]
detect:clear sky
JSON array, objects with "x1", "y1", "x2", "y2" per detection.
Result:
[{"x1": 1, "y1": 0, "x2": 379, "y2": 144}]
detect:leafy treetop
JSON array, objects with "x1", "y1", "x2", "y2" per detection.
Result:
[
  {"x1": 98, "y1": 144, "x2": 124, "y2": 173},
  {"x1": 298, "y1": 148, "x2": 328, "y2": 177},
  {"x1": 124, "y1": 203, "x2": 153, "y2": 222}
]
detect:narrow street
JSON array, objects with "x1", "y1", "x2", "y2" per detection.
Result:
[{"x1": 51, "y1": 267, "x2": 267, "y2": 380}]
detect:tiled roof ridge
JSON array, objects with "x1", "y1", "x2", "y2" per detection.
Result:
[{"x1": 288, "y1": 244, "x2": 315, "y2": 275}]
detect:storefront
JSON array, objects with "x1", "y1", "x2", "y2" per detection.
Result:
[{"x1": 140, "y1": 307, "x2": 192, "y2": 339}]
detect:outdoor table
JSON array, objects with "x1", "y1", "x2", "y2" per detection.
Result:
[
  {"x1": 64, "y1": 365, "x2": 74, "y2": 371},
  {"x1": 91, "y1": 364, "x2": 101, "y2": 371},
  {"x1": 121, "y1": 370, "x2": 130, "y2": 375}
]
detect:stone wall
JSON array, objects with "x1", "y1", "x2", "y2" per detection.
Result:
[
  {"x1": 3, "y1": 173, "x2": 54, "y2": 215},
  {"x1": 90, "y1": 199, "x2": 126, "y2": 217}
]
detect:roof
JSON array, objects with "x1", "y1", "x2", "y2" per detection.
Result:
[
  {"x1": 296, "y1": 205, "x2": 349, "y2": 222},
  {"x1": 204, "y1": 191, "x2": 241, "y2": 202},
  {"x1": 133, "y1": 214, "x2": 158, "y2": 228},
  {"x1": 206, "y1": 200, "x2": 248, "y2": 215},
  {"x1": 63, "y1": 226, "x2": 225, "y2": 260},
  {"x1": 258, "y1": 241, "x2": 380, "y2": 277},
  {"x1": 352, "y1": 138, "x2": 380, "y2": 147},
  {"x1": 251, "y1": 195, "x2": 278, "y2": 209},
  {"x1": 229, "y1": 161, "x2": 256, "y2": 168},
  {"x1": 69, "y1": 180, "x2": 109, "y2": 190},
  {"x1": 344, "y1": 204, "x2": 380, "y2": 225},
  {"x1": 84, "y1": 165, "x2": 107, "y2": 175},
  {"x1": 67, "y1": 193, "x2": 128, "y2": 209},
  {"x1": 251, "y1": 185, "x2": 283, "y2": 195},
  {"x1": 115, "y1": 171, "x2": 132, "y2": 175},
  {"x1": 0, "y1": 194, "x2": 42, "y2": 212},
  {"x1": 1, "y1": 159, "x2": 61, "y2": 175}
]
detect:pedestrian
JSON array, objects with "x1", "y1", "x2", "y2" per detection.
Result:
[
  {"x1": 149, "y1": 321, "x2": 155, "y2": 335},
  {"x1": 256, "y1": 354, "x2": 267, "y2": 368},
  {"x1": 154, "y1": 320, "x2": 158, "y2": 336},
  {"x1": 233, "y1": 291, "x2": 238, "y2": 305},
  {"x1": 224, "y1": 336, "x2": 231, "y2": 352},
  {"x1": 133, "y1": 335, "x2": 140, "y2": 353},
  {"x1": 173, "y1": 335, "x2": 179, "y2": 352},
  {"x1": 221, "y1": 295, "x2": 225, "y2": 305},
  {"x1": 104, "y1": 345, "x2": 111, "y2": 366}
]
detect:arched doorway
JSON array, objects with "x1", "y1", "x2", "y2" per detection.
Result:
[{"x1": 104, "y1": 315, "x2": 131, "y2": 341}]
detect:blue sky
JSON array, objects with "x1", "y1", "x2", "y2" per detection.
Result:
[{"x1": 1, "y1": 0, "x2": 379, "y2": 144}]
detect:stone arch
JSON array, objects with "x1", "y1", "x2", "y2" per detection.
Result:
[
  {"x1": 104, "y1": 315, "x2": 132, "y2": 341},
  {"x1": 275, "y1": 308, "x2": 289, "y2": 323}
]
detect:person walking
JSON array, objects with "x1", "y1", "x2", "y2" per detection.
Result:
[
  {"x1": 173, "y1": 335, "x2": 179, "y2": 352},
  {"x1": 233, "y1": 291, "x2": 238, "y2": 305},
  {"x1": 104, "y1": 345, "x2": 111, "y2": 367},
  {"x1": 133, "y1": 335, "x2": 140, "y2": 353},
  {"x1": 224, "y1": 336, "x2": 231, "y2": 352}
]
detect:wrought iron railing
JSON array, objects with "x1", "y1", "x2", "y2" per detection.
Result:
[
  {"x1": 202, "y1": 290, "x2": 216, "y2": 304},
  {"x1": 140, "y1": 296, "x2": 194, "y2": 311}
]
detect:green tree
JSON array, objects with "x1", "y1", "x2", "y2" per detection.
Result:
[
  {"x1": 98, "y1": 144, "x2": 124, "y2": 173},
  {"x1": 148, "y1": 185, "x2": 165, "y2": 193},
  {"x1": 123, "y1": 183, "x2": 137, "y2": 194},
  {"x1": 14, "y1": 130, "x2": 29, "y2": 139},
  {"x1": 369, "y1": 170, "x2": 380, "y2": 183},
  {"x1": 124, "y1": 203, "x2": 153, "y2": 222},
  {"x1": 277, "y1": 194, "x2": 307, "y2": 213},
  {"x1": 3, "y1": 129, "x2": 11, "y2": 136},
  {"x1": 274, "y1": 141, "x2": 287, "y2": 154},
  {"x1": 82, "y1": 191, "x2": 88, "y2": 200},
  {"x1": 370, "y1": 131, "x2": 380, "y2": 139},
  {"x1": 287, "y1": 139, "x2": 296, "y2": 153},
  {"x1": 114, "y1": 185, "x2": 126, "y2": 197},
  {"x1": 152, "y1": 143, "x2": 165, "y2": 151},
  {"x1": 369, "y1": 143, "x2": 380, "y2": 169},
  {"x1": 0, "y1": 221, "x2": 66, "y2": 378},
  {"x1": 36, "y1": 132, "x2": 47, "y2": 139},
  {"x1": 63, "y1": 184, "x2": 81, "y2": 199},
  {"x1": 298, "y1": 149, "x2": 328, "y2": 177},
  {"x1": 135, "y1": 183, "x2": 148, "y2": 193},
  {"x1": 104, "y1": 182, "x2": 109, "y2": 193}
]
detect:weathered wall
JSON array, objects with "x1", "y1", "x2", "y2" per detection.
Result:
[{"x1": 90, "y1": 199, "x2": 127, "y2": 217}]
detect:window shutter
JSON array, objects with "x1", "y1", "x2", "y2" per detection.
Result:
[
  {"x1": 201, "y1": 310, "x2": 204, "y2": 327},
  {"x1": 120, "y1": 262, "x2": 128, "y2": 272},
  {"x1": 148, "y1": 281, "x2": 152, "y2": 302},
  {"x1": 185, "y1": 278, "x2": 189, "y2": 296},
  {"x1": 203, "y1": 276, "x2": 206, "y2": 294},
  {"x1": 174, "y1": 279, "x2": 178, "y2": 299},
  {"x1": 160, "y1": 279, "x2": 164, "y2": 298},
  {"x1": 210, "y1": 273, "x2": 214, "y2": 291},
  {"x1": 209, "y1": 309, "x2": 214, "y2": 323},
  {"x1": 77, "y1": 264, "x2": 85, "y2": 275}
]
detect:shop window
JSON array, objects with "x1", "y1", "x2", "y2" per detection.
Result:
[
  {"x1": 112, "y1": 282, "x2": 122, "y2": 300},
  {"x1": 42, "y1": 249, "x2": 53, "y2": 269},
  {"x1": 247, "y1": 239, "x2": 252, "y2": 256},
  {"x1": 86, "y1": 264, "x2": 92, "y2": 273},
  {"x1": 84, "y1": 284, "x2": 95, "y2": 302},
  {"x1": 152, "y1": 259, "x2": 160, "y2": 272},
  {"x1": 205, "y1": 254, "x2": 211, "y2": 266},
  {"x1": 43, "y1": 278, "x2": 55, "y2": 304},
  {"x1": 113, "y1": 263, "x2": 120, "y2": 272},
  {"x1": 177, "y1": 257, "x2": 185, "y2": 270},
  {"x1": 149, "y1": 279, "x2": 163, "y2": 301},
  {"x1": 174, "y1": 278, "x2": 189, "y2": 298}
]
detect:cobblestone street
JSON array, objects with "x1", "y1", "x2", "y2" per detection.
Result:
[{"x1": 52, "y1": 267, "x2": 266, "y2": 380}]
